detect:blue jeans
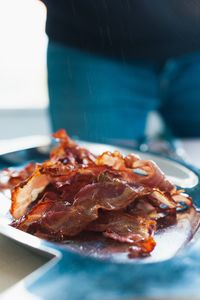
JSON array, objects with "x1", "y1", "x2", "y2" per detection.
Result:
[{"x1": 47, "y1": 42, "x2": 200, "y2": 143}]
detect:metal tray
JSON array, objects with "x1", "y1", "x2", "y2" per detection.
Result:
[{"x1": 1, "y1": 141, "x2": 200, "y2": 299}]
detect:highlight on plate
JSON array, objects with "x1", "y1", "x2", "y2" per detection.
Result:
[{"x1": 0, "y1": 129, "x2": 192, "y2": 258}]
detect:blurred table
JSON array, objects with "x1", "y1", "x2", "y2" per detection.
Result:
[{"x1": 0, "y1": 234, "x2": 48, "y2": 294}]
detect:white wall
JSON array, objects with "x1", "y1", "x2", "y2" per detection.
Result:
[{"x1": 0, "y1": 1, "x2": 49, "y2": 139}]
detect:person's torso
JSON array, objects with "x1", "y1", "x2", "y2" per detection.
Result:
[{"x1": 43, "y1": 0, "x2": 200, "y2": 59}]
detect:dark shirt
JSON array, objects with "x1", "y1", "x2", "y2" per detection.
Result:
[{"x1": 42, "y1": 0, "x2": 200, "y2": 60}]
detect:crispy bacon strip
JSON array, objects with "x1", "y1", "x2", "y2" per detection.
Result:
[
  {"x1": 14, "y1": 180, "x2": 152, "y2": 237},
  {"x1": 0, "y1": 163, "x2": 35, "y2": 190},
  {"x1": 96, "y1": 151, "x2": 174, "y2": 192},
  {"x1": 11, "y1": 167, "x2": 50, "y2": 219},
  {"x1": 88, "y1": 211, "x2": 156, "y2": 241},
  {"x1": 51, "y1": 129, "x2": 96, "y2": 165},
  {"x1": 88, "y1": 211, "x2": 156, "y2": 257}
]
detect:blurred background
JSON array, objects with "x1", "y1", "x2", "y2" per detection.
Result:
[
  {"x1": 0, "y1": 0, "x2": 198, "y2": 167},
  {"x1": 0, "y1": 0, "x2": 163, "y2": 141},
  {"x1": 0, "y1": 0, "x2": 50, "y2": 139}
]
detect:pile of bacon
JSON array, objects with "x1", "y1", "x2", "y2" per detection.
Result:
[{"x1": 0, "y1": 130, "x2": 192, "y2": 258}]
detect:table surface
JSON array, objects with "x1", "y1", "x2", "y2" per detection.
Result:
[{"x1": 0, "y1": 235, "x2": 49, "y2": 294}]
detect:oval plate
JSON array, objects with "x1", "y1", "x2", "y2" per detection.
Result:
[{"x1": 1, "y1": 141, "x2": 200, "y2": 299}]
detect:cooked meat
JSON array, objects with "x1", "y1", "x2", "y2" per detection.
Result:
[{"x1": 0, "y1": 129, "x2": 191, "y2": 258}]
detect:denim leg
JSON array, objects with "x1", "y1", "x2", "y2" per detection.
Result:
[
  {"x1": 47, "y1": 42, "x2": 159, "y2": 143},
  {"x1": 159, "y1": 52, "x2": 200, "y2": 138}
]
